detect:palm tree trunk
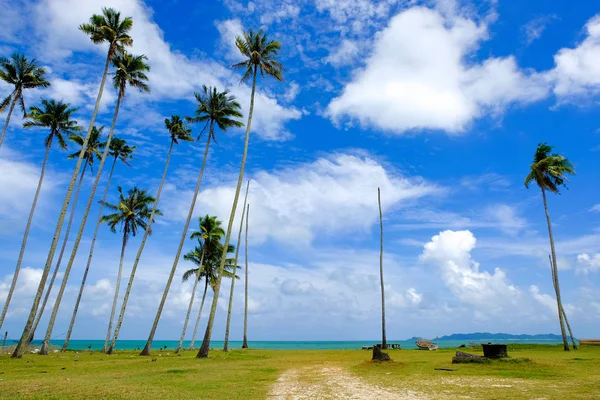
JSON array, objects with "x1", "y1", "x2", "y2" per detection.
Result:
[
  {"x1": 12, "y1": 49, "x2": 113, "y2": 358},
  {"x1": 105, "y1": 233, "x2": 127, "y2": 355},
  {"x1": 224, "y1": 181, "x2": 250, "y2": 351},
  {"x1": 40, "y1": 93, "x2": 122, "y2": 355},
  {"x1": 197, "y1": 66, "x2": 258, "y2": 359},
  {"x1": 106, "y1": 140, "x2": 175, "y2": 355},
  {"x1": 175, "y1": 247, "x2": 205, "y2": 354},
  {"x1": 242, "y1": 203, "x2": 250, "y2": 349},
  {"x1": 33, "y1": 162, "x2": 88, "y2": 347},
  {"x1": 189, "y1": 279, "x2": 209, "y2": 350},
  {"x1": 140, "y1": 130, "x2": 212, "y2": 356},
  {"x1": 0, "y1": 92, "x2": 18, "y2": 148},
  {"x1": 541, "y1": 188, "x2": 569, "y2": 351},
  {"x1": 0, "y1": 142, "x2": 51, "y2": 332},
  {"x1": 62, "y1": 157, "x2": 118, "y2": 351},
  {"x1": 548, "y1": 255, "x2": 577, "y2": 350},
  {"x1": 378, "y1": 188, "x2": 387, "y2": 350}
]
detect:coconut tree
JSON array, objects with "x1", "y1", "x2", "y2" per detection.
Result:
[
  {"x1": 525, "y1": 142, "x2": 575, "y2": 351},
  {"x1": 242, "y1": 202, "x2": 250, "y2": 349},
  {"x1": 40, "y1": 52, "x2": 149, "y2": 355},
  {"x1": 140, "y1": 86, "x2": 243, "y2": 356},
  {"x1": 0, "y1": 100, "x2": 78, "y2": 333},
  {"x1": 28, "y1": 126, "x2": 105, "y2": 342},
  {"x1": 12, "y1": 8, "x2": 133, "y2": 358},
  {"x1": 378, "y1": 187, "x2": 387, "y2": 350},
  {"x1": 224, "y1": 181, "x2": 250, "y2": 351},
  {"x1": 0, "y1": 53, "x2": 50, "y2": 148},
  {"x1": 62, "y1": 137, "x2": 135, "y2": 351},
  {"x1": 107, "y1": 116, "x2": 193, "y2": 354},
  {"x1": 98, "y1": 187, "x2": 161, "y2": 354},
  {"x1": 198, "y1": 29, "x2": 283, "y2": 359}
]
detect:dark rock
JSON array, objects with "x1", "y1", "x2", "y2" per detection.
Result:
[
  {"x1": 372, "y1": 344, "x2": 391, "y2": 361},
  {"x1": 452, "y1": 351, "x2": 488, "y2": 364},
  {"x1": 481, "y1": 344, "x2": 508, "y2": 359},
  {"x1": 458, "y1": 344, "x2": 466, "y2": 348}
]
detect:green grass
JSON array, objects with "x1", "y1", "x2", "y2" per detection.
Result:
[{"x1": 0, "y1": 345, "x2": 598, "y2": 399}]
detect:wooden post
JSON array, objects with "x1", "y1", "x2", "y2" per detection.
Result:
[{"x1": 2, "y1": 331, "x2": 7, "y2": 347}]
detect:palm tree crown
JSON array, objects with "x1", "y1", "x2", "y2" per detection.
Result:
[
  {"x1": 79, "y1": 8, "x2": 133, "y2": 58},
  {"x1": 112, "y1": 52, "x2": 150, "y2": 99},
  {"x1": 68, "y1": 126, "x2": 105, "y2": 169},
  {"x1": 100, "y1": 187, "x2": 162, "y2": 245},
  {"x1": 187, "y1": 86, "x2": 244, "y2": 141},
  {"x1": 165, "y1": 115, "x2": 193, "y2": 144},
  {"x1": 23, "y1": 100, "x2": 80, "y2": 150},
  {"x1": 525, "y1": 143, "x2": 575, "y2": 194},
  {"x1": 232, "y1": 29, "x2": 284, "y2": 83},
  {"x1": 108, "y1": 137, "x2": 136, "y2": 165},
  {"x1": 0, "y1": 54, "x2": 50, "y2": 114},
  {"x1": 183, "y1": 243, "x2": 239, "y2": 285}
]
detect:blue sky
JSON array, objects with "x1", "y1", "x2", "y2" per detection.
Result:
[{"x1": 0, "y1": 0, "x2": 599, "y2": 342}]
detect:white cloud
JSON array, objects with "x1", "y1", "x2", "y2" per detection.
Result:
[
  {"x1": 315, "y1": 0, "x2": 395, "y2": 33},
  {"x1": 590, "y1": 204, "x2": 600, "y2": 212},
  {"x1": 259, "y1": 3, "x2": 300, "y2": 25},
  {"x1": 283, "y1": 82, "x2": 300, "y2": 102},
  {"x1": 460, "y1": 173, "x2": 511, "y2": 191},
  {"x1": 0, "y1": 267, "x2": 42, "y2": 317},
  {"x1": 521, "y1": 15, "x2": 557, "y2": 46},
  {"x1": 550, "y1": 14, "x2": 600, "y2": 99},
  {"x1": 420, "y1": 230, "x2": 522, "y2": 316},
  {"x1": 325, "y1": 39, "x2": 360, "y2": 66},
  {"x1": 163, "y1": 153, "x2": 439, "y2": 245},
  {"x1": 529, "y1": 285, "x2": 557, "y2": 313},
  {"x1": 484, "y1": 204, "x2": 527, "y2": 235},
  {"x1": 326, "y1": 7, "x2": 549, "y2": 134},
  {"x1": 577, "y1": 253, "x2": 600, "y2": 274},
  {"x1": 215, "y1": 19, "x2": 245, "y2": 62}
]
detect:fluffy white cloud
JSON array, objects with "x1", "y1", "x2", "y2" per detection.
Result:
[
  {"x1": 327, "y1": 7, "x2": 549, "y2": 134},
  {"x1": 325, "y1": 39, "x2": 360, "y2": 66},
  {"x1": 550, "y1": 15, "x2": 600, "y2": 99},
  {"x1": 215, "y1": 19, "x2": 245, "y2": 62},
  {"x1": 259, "y1": 3, "x2": 300, "y2": 25},
  {"x1": 484, "y1": 204, "x2": 527, "y2": 235},
  {"x1": 577, "y1": 253, "x2": 600, "y2": 274},
  {"x1": 521, "y1": 15, "x2": 557, "y2": 46},
  {"x1": 590, "y1": 204, "x2": 600, "y2": 212},
  {"x1": 164, "y1": 153, "x2": 439, "y2": 245},
  {"x1": 420, "y1": 230, "x2": 522, "y2": 316},
  {"x1": 0, "y1": 267, "x2": 42, "y2": 317}
]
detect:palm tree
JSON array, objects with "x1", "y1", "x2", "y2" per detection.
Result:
[
  {"x1": 175, "y1": 215, "x2": 225, "y2": 353},
  {"x1": 224, "y1": 181, "x2": 250, "y2": 351},
  {"x1": 525, "y1": 142, "x2": 575, "y2": 351},
  {"x1": 140, "y1": 86, "x2": 243, "y2": 356},
  {"x1": 98, "y1": 187, "x2": 161, "y2": 355},
  {"x1": 185, "y1": 242, "x2": 239, "y2": 350},
  {"x1": 12, "y1": 8, "x2": 133, "y2": 358},
  {"x1": 0, "y1": 53, "x2": 50, "y2": 148},
  {"x1": 0, "y1": 100, "x2": 77, "y2": 333},
  {"x1": 29, "y1": 126, "x2": 105, "y2": 342},
  {"x1": 40, "y1": 52, "x2": 149, "y2": 355},
  {"x1": 242, "y1": 202, "x2": 250, "y2": 349},
  {"x1": 198, "y1": 29, "x2": 283, "y2": 359},
  {"x1": 109, "y1": 115, "x2": 193, "y2": 354},
  {"x1": 378, "y1": 187, "x2": 387, "y2": 349},
  {"x1": 62, "y1": 137, "x2": 135, "y2": 351}
]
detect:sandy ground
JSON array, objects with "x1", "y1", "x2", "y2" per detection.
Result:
[{"x1": 268, "y1": 366, "x2": 430, "y2": 400}]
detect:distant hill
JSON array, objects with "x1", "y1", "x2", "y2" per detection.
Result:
[{"x1": 436, "y1": 332, "x2": 566, "y2": 341}]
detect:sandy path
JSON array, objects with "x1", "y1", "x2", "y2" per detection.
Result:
[{"x1": 268, "y1": 366, "x2": 429, "y2": 400}]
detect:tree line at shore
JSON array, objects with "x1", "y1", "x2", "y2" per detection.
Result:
[{"x1": 0, "y1": 7, "x2": 578, "y2": 358}]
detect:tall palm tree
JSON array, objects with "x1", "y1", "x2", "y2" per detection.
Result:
[
  {"x1": 242, "y1": 202, "x2": 250, "y2": 349},
  {"x1": 12, "y1": 8, "x2": 133, "y2": 358},
  {"x1": 175, "y1": 215, "x2": 225, "y2": 353},
  {"x1": 0, "y1": 53, "x2": 50, "y2": 148},
  {"x1": 0, "y1": 100, "x2": 77, "y2": 333},
  {"x1": 525, "y1": 143, "x2": 575, "y2": 352},
  {"x1": 28, "y1": 126, "x2": 105, "y2": 342},
  {"x1": 140, "y1": 86, "x2": 243, "y2": 356},
  {"x1": 224, "y1": 181, "x2": 250, "y2": 351},
  {"x1": 62, "y1": 137, "x2": 135, "y2": 351},
  {"x1": 108, "y1": 115, "x2": 193, "y2": 354},
  {"x1": 99, "y1": 187, "x2": 161, "y2": 355},
  {"x1": 198, "y1": 29, "x2": 283, "y2": 358},
  {"x1": 185, "y1": 242, "x2": 238, "y2": 350},
  {"x1": 40, "y1": 52, "x2": 149, "y2": 355},
  {"x1": 378, "y1": 187, "x2": 387, "y2": 349}
]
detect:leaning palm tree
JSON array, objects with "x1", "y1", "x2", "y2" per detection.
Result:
[
  {"x1": 62, "y1": 137, "x2": 135, "y2": 351},
  {"x1": 109, "y1": 116, "x2": 193, "y2": 354},
  {"x1": 0, "y1": 100, "x2": 77, "y2": 333},
  {"x1": 242, "y1": 202, "x2": 250, "y2": 349},
  {"x1": 39, "y1": 52, "x2": 149, "y2": 355},
  {"x1": 198, "y1": 29, "x2": 283, "y2": 358},
  {"x1": 224, "y1": 181, "x2": 250, "y2": 351},
  {"x1": 378, "y1": 187, "x2": 387, "y2": 350},
  {"x1": 99, "y1": 187, "x2": 161, "y2": 355},
  {"x1": 525, "y1": 143, "x2": 575, "y2": 351},
  {"x1": 0, "y1": 53, "x2": 50, "y2": 148},
  {"x1": 175, "y1": 215, "x2": 225, "y2": 353},
  {"x1": 12, "y1": 8, "x2": 133, "y2": 358},
  {"x1": 140, "y1": 87, "x2": 243, "y2": 356},
  {"x1": 28, "y1": 126, "x2": 105, "y2": 342}
]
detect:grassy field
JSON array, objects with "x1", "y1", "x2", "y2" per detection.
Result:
[{"x1": 0, "y1": 344, "x2": 599, "y2": 399}]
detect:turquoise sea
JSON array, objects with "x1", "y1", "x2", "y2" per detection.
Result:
[{"x1": 25, "y1": 338, "x2": 566, "y2": 351}]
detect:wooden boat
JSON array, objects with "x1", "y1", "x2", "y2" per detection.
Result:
[{"x1": 415, "y1": 339, "x2": 438, "y2": 350}]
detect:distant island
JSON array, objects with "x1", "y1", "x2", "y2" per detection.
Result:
[{"x1": 432, "y1": 332, "x2": 566, "y2": 341}]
